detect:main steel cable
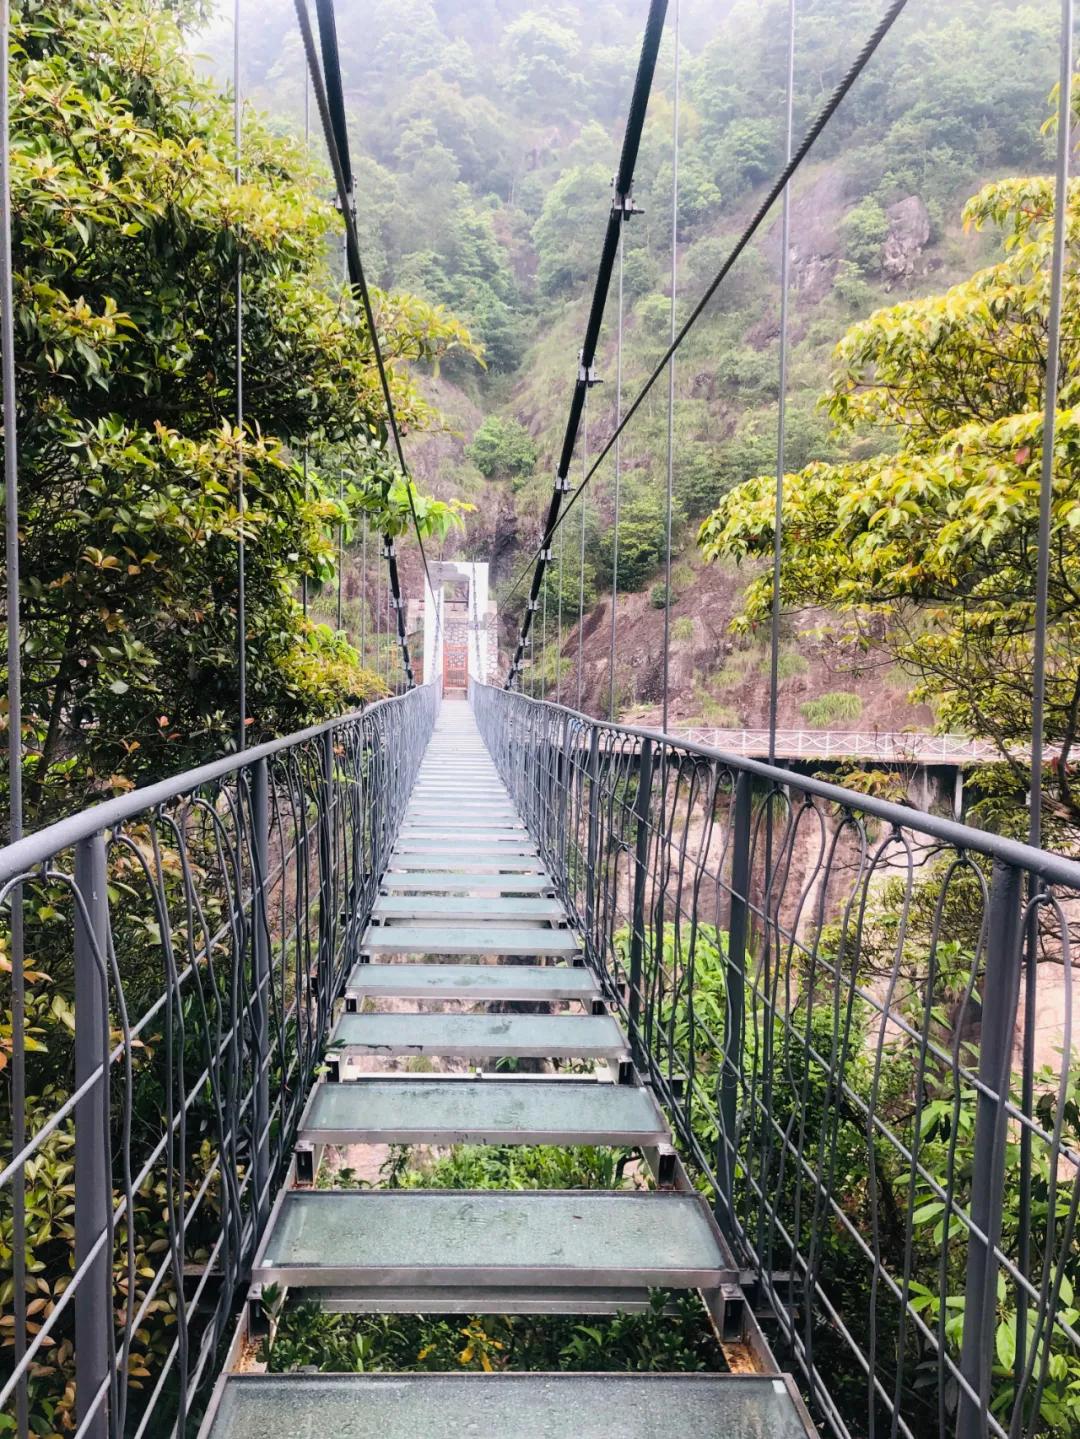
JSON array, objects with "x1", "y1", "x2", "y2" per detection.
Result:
[
  {"x1": 304, "y1": 0, "x2": 419, "y2": 684},
  {"x1": 769, "y1": 0, "x2": 797, "y2": 765},
  {"x1": 1, "y1": 7, "x2": 27, "y2": 1434},
  {"x1": 661, "y1": 0, "x2": 680, "y2": 733},
  {"x1": 505, "y1": 0, "x2": 669, "y2": 688},
  {"x1": 234, "y1": 0, "x2": 247, "y2": 748},
  {"x1": 295, "y1": 0, "x2": 439, "y2": 684},
  {"x1": 311, "y1": 0, "x2": 438, "y2": 668},
  {"x1": 502, "y1": 0, "x2": 911, "y2": 606}
]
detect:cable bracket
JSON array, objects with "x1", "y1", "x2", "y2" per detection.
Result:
[{"x1": 611, "y1": 183, "x2": 643, "y2": 219}]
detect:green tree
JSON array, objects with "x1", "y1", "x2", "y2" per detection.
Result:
[
  {"x1": 700, "y1": 167, "x2": 1080, "y2": 821},
  {"x1": 468, "y1": 416, "x2": 538, "y2": 481},
  {"x1": 532, "y1": 162, "x2": 611, "y2": 296},
  {"x1": 4, "y1": 0, "x2": 473, "y2": 822},
  {"x1": 841, "y1": 197, "x2": 889, "y2": 274}
]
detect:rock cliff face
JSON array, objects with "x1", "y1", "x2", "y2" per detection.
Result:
[
  {"x1": 764, "y1": 167, "x2": 856, "y2": 301},
  {"x1": 883, "y1": 195, "x2": 931, "y2": 280}
]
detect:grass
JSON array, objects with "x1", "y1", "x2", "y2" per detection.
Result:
[
  {"x1": 799, "y1": 690, "x2": 863, "y2": 726},
  {"x1": 761, "y1": 646, "x2": 809, "y2": 681}
]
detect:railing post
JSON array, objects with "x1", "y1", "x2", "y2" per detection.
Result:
[
  {"x1": 74, "y1": 832, "x2": 110, "y2": 1439},
  {"x1": 719, "y1": 769, "x2": 753, "y2": 1235},
  {"x1": 627, "y1": 737, "x2": 654, "y2": 1066},
  {"x1": 251, "y1": 759, "x2": 271, "y2": 1234},
  {"x1": 956, "y1": 858, "x2": 1024, "y2": 1439}
]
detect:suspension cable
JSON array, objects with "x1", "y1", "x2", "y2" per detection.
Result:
[
  {"x1": 295, "y1": 0, "x2": 442, "y2": 687},
  {"x1": 1, "y1": 7, "x2": 28, "y2": 1433},
  {"x1": 301, "y1": 64, "x2": 310, "y2": 621},
  {"x1": 1029, "y1": 0, "x2": 1073, "y2": 852},
  {"x1": 607, "y1": 209, "x2": 625, "y2": 721},
  {"x1": 768, "y1": 0, "x2": 796, "y2": 765},
  {"x1": 360, "y1": 513, "x2": 367, "y2": 668},
  {"x1": 576, "y1": 390, "x2": 587, "y2": 711},
  {"x1": 540, "y1": 559, "x2": 548, "y2": 699},
  {"x1": 504, "y1": 0, "x2": 668, "y2": 690},
  {"x1": 234, "y1": 0, "x2": 247, "y2": 747},
  {"x1": 660, "y1": 0, "x2": 680, "y2": 733},
  {"x1": 556, "y1": 512, "x2": 565, "y2": 705},
  {"x1": 503, "y1": 0, "x2": 911, "y2": 608}
]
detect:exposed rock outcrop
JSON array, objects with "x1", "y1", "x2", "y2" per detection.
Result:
[{"x1": 882, "y1": 195, "x2": 931, "y2": 280}]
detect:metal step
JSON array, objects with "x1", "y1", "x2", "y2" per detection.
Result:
[
  {"x1": 393, "y1": 838, "x2": 537, "y2": 855},
  {"x1": 380, "y1": 871, "x2": 554, "y2": 894},
  {"x1": 345, "y1": 962, "x2": 589, "y2": 1002},
  {"x1": 386, "y1": 856, "x2": 547, "y2": 874},
  {"x1": 406, "y1": 798, "x2": 518, "y2": 810},
  {"x1": 297, "y1": 1077, "x2": 667, "y2": 1146},
  {"x1": 252, "y1": 1190, "x2": 730, "y2": 1291},
  {"x1": 329, "y1": 1010, "x2": 625, "y2": 1059},
  {"x1": 202, "y1": 1374, "x2": 812, "y2": 1439},
  {"x1": 400, "y1": 824, "x2": 526, "y2": 839},
  {"x1": 372, "y1": 895, "x2": 562, "y2": 923},
  {"x1": 360, "y1": 923, "x2": 579, "y2": 956}
]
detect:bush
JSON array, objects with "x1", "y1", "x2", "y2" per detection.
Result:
[
  {"x1": 468, "y1": 416, "x2": 538, "y2": 481},
  {"x1": 650, "y1": 582, "x2": 671, "y2": 609},
  {"x1": 800, "y1": 691, "x2": 864, "y2": 726},
  {"x1": 672, "y1": 616, "x2": 694, "y2": 642},
  {"x1": 841, "y1": 198, "x2": 889, "y2": 274}
]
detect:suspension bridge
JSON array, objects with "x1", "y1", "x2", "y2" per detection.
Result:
[{"x1": 2, "y1": 0, "x2": 1078, "y2": 1438}]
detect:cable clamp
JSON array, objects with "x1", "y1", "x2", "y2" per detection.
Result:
[
  {"x1": 382, "y1": 542, "x2": 396, "y2": 558},
  {"x1": 539, "y1": 547, "x2": 553, "y2": 562},
  {"x1": 526, "y1": 599, "x2": 540, "y2": 612},
  {"x1": 579, "y1": 360, "x2": 602, "y2": 387},
  {"x1": 390, "y1": 597, "x2": 405, "y2": 610},
  {"x1": 554, "y1": 475, "x2": 573, "y2": 493},
  {"x1": 611, "y1": 184, "x2": 643, "y2": 218}
]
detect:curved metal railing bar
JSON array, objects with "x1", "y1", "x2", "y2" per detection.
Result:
[
  {"x1": 0, "y1": 684, "x2": 438, "y2": 1439},
  {"x1": 470, "y1": 680, "x2": 1080, "y2": 1439}
]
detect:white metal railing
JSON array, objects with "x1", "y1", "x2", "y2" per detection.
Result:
[{"x1": 671, "y1": 728, "x2": 1036, "y2": 764}]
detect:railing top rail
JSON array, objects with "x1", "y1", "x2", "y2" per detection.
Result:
[
  {"x1": 473, "y1": 681, "x2": 1080, "y2": 889},
  {"x1": 0, "y1": 686, "x2": 431, "y2": 888}
]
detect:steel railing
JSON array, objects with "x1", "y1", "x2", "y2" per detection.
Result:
[
  {"x1": 470, "y1": 679, "x2": 1080, "y2": 1439},
  {"x1": 0, "y1": 683, "x2": 438, "y2": 1438}
]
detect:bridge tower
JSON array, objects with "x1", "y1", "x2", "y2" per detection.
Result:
[{"x1": 421, "y1": 560, "x2": 496, "y2": 695}]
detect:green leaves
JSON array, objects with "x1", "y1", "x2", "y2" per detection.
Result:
[
  {"x1": 7, "y1": 0, "x2": 475, "y2": 821},
  {"x1": 699, "y1": 168, "x2": 1080, "y2": 820}
]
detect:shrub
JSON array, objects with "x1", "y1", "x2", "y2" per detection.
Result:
[
  {"x1": 468, "y1": 416, "x2": 538, "y2": 481},
  {"x1": 841, "y1": 197, "x2": 889, "y2": 274},
  {"x1": 800, "y1": 691, "x2": 864, "y2": 726}
]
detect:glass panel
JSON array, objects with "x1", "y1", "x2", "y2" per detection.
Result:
[
  {"x1": 261, "y1": 1191, "x2": 723, "y2": 1274},
  {"x1": 303, "y1": 1079, "x2": 664, "y2": 1140},
  {"x1": 209, "y1": 1375, "x2": 812, "y2": 1439}
]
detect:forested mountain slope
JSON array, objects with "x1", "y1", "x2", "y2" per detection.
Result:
[{"x1": 200, "y1": 0, "x2": 1061, "y2": 724}]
